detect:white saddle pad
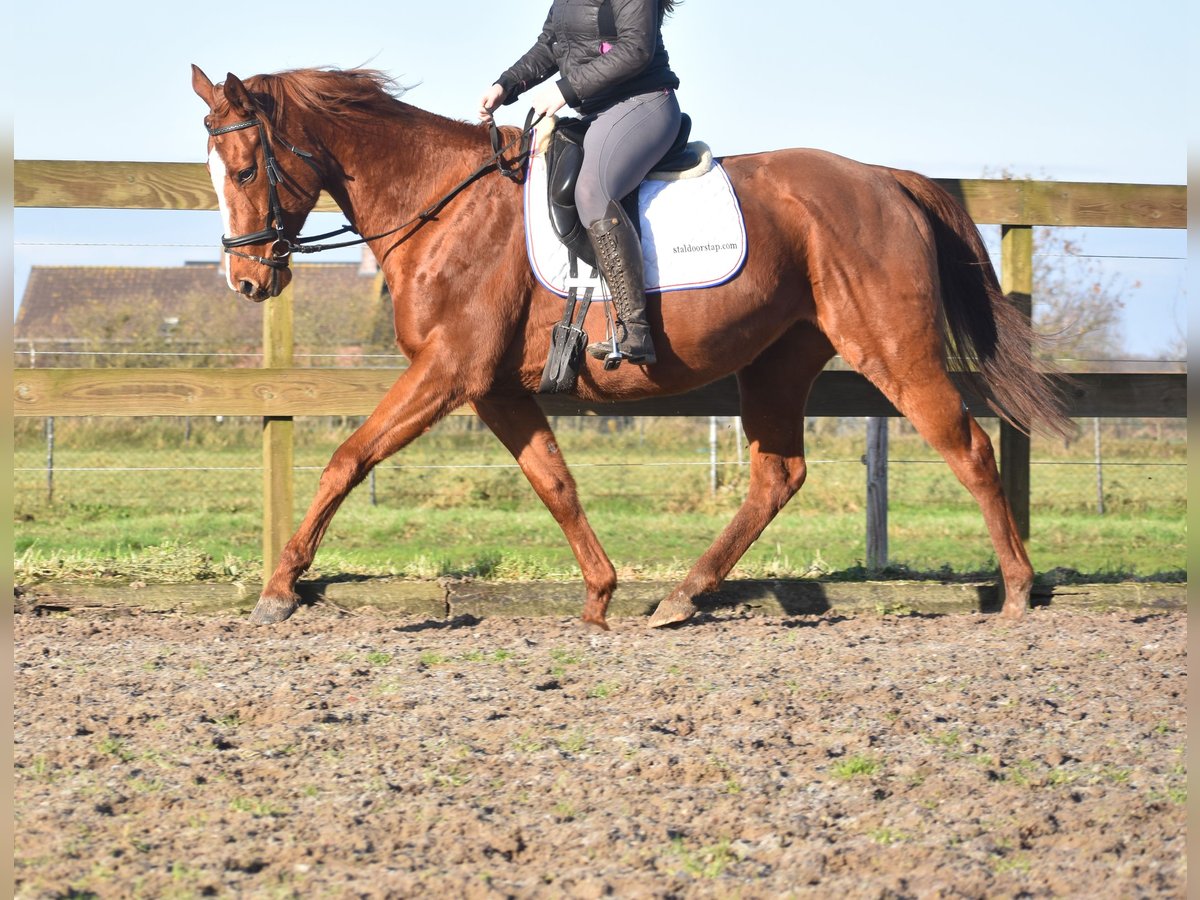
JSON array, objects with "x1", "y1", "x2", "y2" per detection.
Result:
[{"x1": 523, "y1": 140, "x2": 747, "y2": 298}]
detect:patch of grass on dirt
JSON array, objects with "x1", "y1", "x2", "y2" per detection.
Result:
[
  {"x1": 549, "y1": 648, "x2": 584, "y2": 677},
  {"x1": 926, "y1": 728, "x2": 963, "y2": 750},
  {"x1": 1044, "y1": 768, "x2": 1080, "y2": 787},
  {"x1": 991, "y1": 852, "x2": 1032, "y2": 875},
  {"x1": 229, "y1": 796, "x2": 289, "y2": 818},
  {"x1": 552, "y1": 801, "x2": 577, "y2": 821},
  {"x1": 668, "y1": 837, "x2": 739, "y2": 879},
  {"x1": 24, "y1": 755, "x2": 53, "y2": 782},
  {"x1": 1095, "y1": 765, "x2": 1133, "y2": 785},
  {"x1": 127, "y1": 777, "x2": 166, "y2": 795},
  {"x1": 831, "y1": 754, "x2": 883, "y2": 780},
  {"x1": 1002, "y1": 758, "x2": 1038, "y2": 787},
  {"x1": 424, "y1": 766, "x2": 471, "y2": 789},
  {"x1": 460, "y1": 648, "x2": 517, "y2": 664},
  {"x1": 97, "y1": 736, "x2": 134, "y2": 763},
  {"x1": 588, "y1": 682, "x2": 618, "y2": 699},
  {"x1": 556, "y1": 729, "x2": 590, "y2": 755},
  {"x1": 512, "y1": 732, "x2": 546, "y2": 754}
]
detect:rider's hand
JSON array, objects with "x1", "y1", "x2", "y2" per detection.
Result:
[
  {"x1": 478, "y1": 84, "x2": 505, "y2": 122},
  {"x1": 530, "y1": 82, "x2": 567, "y2": 119}
]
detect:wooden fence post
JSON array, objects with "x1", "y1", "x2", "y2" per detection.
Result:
[
  {"x1": 999, "y1": 224, "x2": 1033, "y2": 542},
  {"x1": 262, "y1": 285, "x2": 295, "y2": 584},
  {"x1": 865, "y1": 417, "x2": 888, "y2": 570},
  {"x1": 45, "y1": 416, "x2": 55, "y2": 505},
  {"x1": 709, "y1": 416, "x2": 719, "y2": 495}
]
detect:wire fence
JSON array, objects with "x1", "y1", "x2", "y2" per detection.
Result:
[
  {"x1": 14, "y1": 412, "x2": 1187, "y2": 517},
  {"x1": 12, "y1": 344, "x2": 1188, "y2": 372}
]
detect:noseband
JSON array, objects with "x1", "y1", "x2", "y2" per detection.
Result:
[{"x1": 206, "y1": 110, "x2": 540, "y2": 277}]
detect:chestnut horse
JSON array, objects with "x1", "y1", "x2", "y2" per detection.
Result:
[{"x1": 191, "y1": 65, "x2": 1069, "y2": 629}]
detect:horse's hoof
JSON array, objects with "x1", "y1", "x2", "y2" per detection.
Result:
[
  {"x1": 647, "y1": 595, "x2": 696, "y2": 628},
  {"x1": 248, "y1": 595, "x2": 298, "y2": 625},
  {"x1": 998, "y1": 603, "x2": 1028, "y2": 621}
]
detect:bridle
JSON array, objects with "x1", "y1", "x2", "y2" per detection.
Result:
[
  {"x1": 206, "y1": 117, "x2": 322, "y2": 270},
  {"x1": 206, "y1": 110, "x2": 539, "y2": 276}
]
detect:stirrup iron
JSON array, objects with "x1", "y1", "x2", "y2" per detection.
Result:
[{"x1": 591, "y1": 299, "x2": 626, "y2": 369}]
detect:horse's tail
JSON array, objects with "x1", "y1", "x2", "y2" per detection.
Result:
[{"x1": 888, "y1": 168, "x2": 1074, "y2": 440}]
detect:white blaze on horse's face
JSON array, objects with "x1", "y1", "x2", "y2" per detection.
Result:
[{"x1": 207, "y1": 147, "x2": 237, "y2": 291}]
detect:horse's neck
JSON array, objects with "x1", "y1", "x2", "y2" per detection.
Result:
[{"x1": 317, "y1": 107, "x2": 492, "y2": 243}]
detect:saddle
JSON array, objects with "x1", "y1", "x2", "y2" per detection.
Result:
[
  {"x1": 538, "y1": 114, "x2": 706, "y2": 393},
  {"x1": 544, "y1": 113, "x2": 704, "y2": 268}
]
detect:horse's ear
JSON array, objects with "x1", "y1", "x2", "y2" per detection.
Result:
[
  {"x1": 191, "y1": 64, "x2": 216, "y2": 108},
  {"x1": 223, "y1": 73, "x2": 255, "y2": 115}
]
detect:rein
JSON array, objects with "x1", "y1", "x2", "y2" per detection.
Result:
[{"x1": 207, "y1": 110, "x2": 540, "y2": 270}]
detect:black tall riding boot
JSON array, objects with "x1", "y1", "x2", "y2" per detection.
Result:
[{"x1": 585, "y1": 200, "x2": 657, "y2": 365}]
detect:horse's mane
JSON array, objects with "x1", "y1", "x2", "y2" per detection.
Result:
[{"x1": 228, "y1": 67, "x2": 413, "y2": 128}]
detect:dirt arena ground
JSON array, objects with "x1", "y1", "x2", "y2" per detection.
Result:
[{"x1": 13, "y1": 605, "x2": 1187, "y2": 898}]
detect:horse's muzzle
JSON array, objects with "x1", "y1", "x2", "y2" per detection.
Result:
[
  {"x1": 238, "y1": 280, "x2": 272, "y2": 302},
  {"x1": 236, "y1": 266, "x2": 291, "y2": 302}
]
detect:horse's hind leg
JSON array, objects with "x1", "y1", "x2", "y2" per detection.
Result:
[
  {"x1": 649, "y1": 328, "x2": 833, "y2": 627},
  {"x1": 473, "y1": 395, "x2": 618, "y2": 629},
  {"x1": 867, "y1": 367, "x2": 1034, "y2": 618}
]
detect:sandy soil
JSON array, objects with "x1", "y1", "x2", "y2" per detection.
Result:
[{"x1": 13, "y1": 606, "x2": 1186, "y2": 898}]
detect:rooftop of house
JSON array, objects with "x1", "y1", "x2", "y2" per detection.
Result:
[{"x1": 16, "y1": 261, "x2": 392, "y2": 353}]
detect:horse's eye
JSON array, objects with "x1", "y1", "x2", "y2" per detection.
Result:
[{"x1": 237, "y1": 166, "x2": 257, "y2": 185}]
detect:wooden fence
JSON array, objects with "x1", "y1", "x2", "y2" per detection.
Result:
[{"x1": 14, "y1": 160, "x2": 1187, "y2": 581}]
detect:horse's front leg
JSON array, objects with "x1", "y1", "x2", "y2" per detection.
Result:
[
  {"x1": 250, "y1": 358, "x2": 464, "y2": 624},
  {"x1": 472, "y1": 395, "x2": 617, "y2": 629}
]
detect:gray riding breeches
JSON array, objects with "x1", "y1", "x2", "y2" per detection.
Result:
[{"x1": 574, "y1": 89, "x2": 682, "y2": 226}]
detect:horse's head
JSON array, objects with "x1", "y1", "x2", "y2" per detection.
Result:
[{"x1": 192, "y1": 65, "x2": 324, "y2": 301}]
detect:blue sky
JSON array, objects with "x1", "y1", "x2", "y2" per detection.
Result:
[{"x1": 12, "y1": 0, "x2": 1188, "y2": 357}]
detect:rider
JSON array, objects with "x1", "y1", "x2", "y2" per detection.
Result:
[{"x1": 479, "y1": 0, "x2": 682, "y2": 366}]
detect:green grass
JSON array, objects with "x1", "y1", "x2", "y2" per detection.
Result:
[
  {"x1": 13, "y1": 415, "x2": 1187, "y2": 584},
  {"x1": 97, "y1": 736, "x2": 134, "y2": 762},
  {"x1": 668, "y1": 837, "x2": 738, "y2": 879},
  {"x1": 831, "y1": 754, "x2": 883, "y2": 780}
]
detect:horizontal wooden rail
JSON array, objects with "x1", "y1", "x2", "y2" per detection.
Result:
[
  {"x1": 13, "y1": 368, "x2": 1186, "y2": 419},
  {"x1": 935, "y1": 179, "x2": 1184, "y2": 229},
  {"x1": 15, "y1": 160, "x2": 1186, "y2": 228}
]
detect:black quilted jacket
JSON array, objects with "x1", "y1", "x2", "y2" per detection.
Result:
[{"x1": 495, "y1": 0, "x2": 679, "y2": 115}]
